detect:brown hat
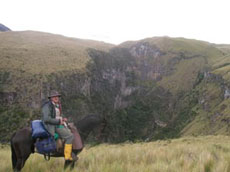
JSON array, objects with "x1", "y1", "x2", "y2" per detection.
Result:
[{"x1": 48, "y1": 90, "x2": 61, "y2": 98}]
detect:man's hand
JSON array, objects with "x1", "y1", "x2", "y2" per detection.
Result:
[
  {"x1": 63, "y1": 118, "x2": 68, "y2": 122},
  {"x1": 60, "y1": 118, "x2": 68, "y2": 125}
]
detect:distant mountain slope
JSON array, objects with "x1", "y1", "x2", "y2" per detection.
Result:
[
  {"x1": 0, "y1": 23, "x2": 11, "y2": 31},
  {"x1": 1, "y1": 31, "x2": 230, "y2": 142},
  {"x1": 120, "y1": 37, "x2": 224, "y2": 93},
  {"x1": 0, "y1": 31, "x2": 114, "y2": 74}
]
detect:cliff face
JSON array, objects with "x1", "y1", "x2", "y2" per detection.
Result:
[{"x1": 1, "y1": 31, "x2": 230, "y2": 142}]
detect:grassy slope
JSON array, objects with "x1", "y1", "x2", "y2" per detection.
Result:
[
  {"x1": 181, "y1": 45, "x2": 230, "y2": 136},
  {"x1": 2, "y1": 136, "x2": 230, "y2": 172},
  {"x1": 211, "y1": 44, "x2": 230, "y2": 80},
  {"x1": 0, "y1": 31, "x2": 114, "y2": 74},
  {"x1": 154, "y1": 37, "x2": 224, "y2": 93},
  {"x1": 0, "y1": 31, "x2": 114, "y2": 93}
]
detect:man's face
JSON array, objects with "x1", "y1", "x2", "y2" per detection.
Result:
[{"x1": 51, "y1": 96, "x2": 60, "y2": 104}]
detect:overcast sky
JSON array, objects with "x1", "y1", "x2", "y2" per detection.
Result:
[{"x1": 1, "y1": 0, "x2": 230, "y2": 45}]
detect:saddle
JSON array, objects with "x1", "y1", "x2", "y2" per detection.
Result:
[{"x1": 55, "y1": 123, "x2": 83, "y2": 154}]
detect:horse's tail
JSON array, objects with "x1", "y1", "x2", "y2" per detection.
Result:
[{"x1": 10, "y1": 133, "x2": 17, "y2": 170}]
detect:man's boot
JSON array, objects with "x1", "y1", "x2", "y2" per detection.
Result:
[
  {"x1": 64, "y1": 144, "x2": 73, "y2": 160},
  {"x1": 64, "y1": 144, "x2": 73, "y2": 169}
]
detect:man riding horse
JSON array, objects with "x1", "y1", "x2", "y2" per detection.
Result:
[
  {"x1": 11, "y1": 89, "x2": 103, "y2": 171},
  {"x1": 42, "y1": 90, "x2": 74, "y2": 163}
]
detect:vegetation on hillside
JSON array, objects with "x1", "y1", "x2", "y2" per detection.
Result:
[{"x1": 1, "y1": 32, "x2": 230, "y2": 143}]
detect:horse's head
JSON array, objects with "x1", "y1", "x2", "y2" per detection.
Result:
[{"x1": 75, "y1": 114, "x2": 106, "y2": 141}]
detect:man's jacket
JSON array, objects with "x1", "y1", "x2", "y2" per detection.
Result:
[{"x1": 41, "y1": 101, "x2": 60, "y2": 136}]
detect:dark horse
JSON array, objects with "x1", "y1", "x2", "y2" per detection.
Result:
[{"x1": 11, "y1": 115, "x2": 103, "y2": 172}]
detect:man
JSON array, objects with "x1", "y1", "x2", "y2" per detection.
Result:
[{"x1": 41, "y1": 90, "x2": 74, "y2": 162}]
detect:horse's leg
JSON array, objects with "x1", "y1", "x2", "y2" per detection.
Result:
[
  {"x1": 11, "y1": 128, "x2": 33, "y2": 171},
  {"x1": 66, "y1": 152, "x2": 79, "y2": 170},
  {"x1": 70, "y1": 161, "x2": 75, "y2": 170},
  {"x1": 14, "y1": 158, "x2": 23, "y2": 172},
  {"x1": 64, "y1": 160, "x2": 76, "y2": 170},
  {"x1": 11, "y1": 134, "x2": 17, "y2": 170},
  {"x1": 64, "y1": 160, "x2": 72, "y2": 170},
  {"x1": 13, "y1": 141, "x2": 31, "y2": 171},
  {"x1": 13, "y1": 141, "x2": 23, "y2": 171}
]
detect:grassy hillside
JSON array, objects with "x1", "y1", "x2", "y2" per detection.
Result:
[
  {"x1": 0, "y1": 31, "x2": 113, "y2": 74},
  {"x1": 120, "y1": 37, "x2": 224, "y2": 94},
  {"x1": 2, "y1": 136, "x2": 230, "y2": 172},
  {"x1": 0, "y1": 31, "x2": 114, "y2": 93},
  {"x1": 180, "y1": 45, "x2": 230, "y2": 137}
]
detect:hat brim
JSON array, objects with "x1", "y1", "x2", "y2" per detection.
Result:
[{"x1": 48, "y1": 94, "x2": 61, "y2": 98}]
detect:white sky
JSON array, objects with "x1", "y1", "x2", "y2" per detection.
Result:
[{"x1": 1, "y1": 0, "x2": 230, "y2": 45}]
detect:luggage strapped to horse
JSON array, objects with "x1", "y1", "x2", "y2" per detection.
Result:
[{"x1": 31, "y1": 120, "x2": 56, "y2": 160}]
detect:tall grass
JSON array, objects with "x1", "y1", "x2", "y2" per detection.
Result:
[{"x1": 2, "y1": 136, "x2": 230, "y2": 172}]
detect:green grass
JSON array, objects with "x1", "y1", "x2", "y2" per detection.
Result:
[
  {"x1": 157, "y1": 57, "x2": 206, "y2": 94},
  {"x1": 2, "y1": 136, "x2": 230, "y2": 172},
  {"x1": 209, "y1": 45, "x2": 230, "y2": 80}
]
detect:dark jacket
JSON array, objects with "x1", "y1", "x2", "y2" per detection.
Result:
[{"x1": 41, "y1": 101, "x2": 60, "y2": 136}]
